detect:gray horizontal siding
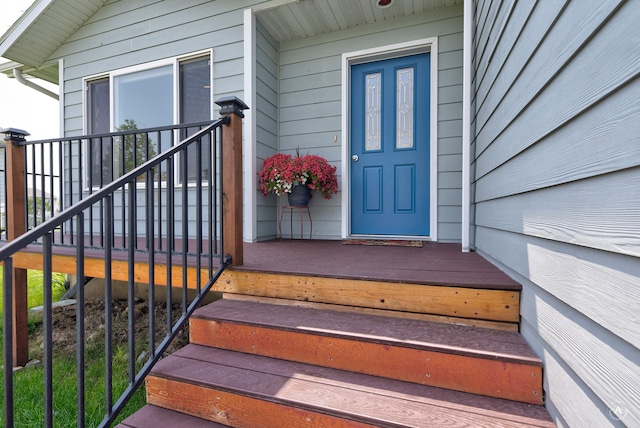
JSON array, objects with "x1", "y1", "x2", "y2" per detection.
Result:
[
  {"x1": 476, "y1": 169, "x2": 640, "y2": 258},
  {"x1": 475, "y1": 0, "x2": 631, "y2": 175},
  {"x1": 55, "y1": 0, "x2": 259, "y2": 136},
  {"x1": 472, "y1": 0, "x2": 639, "y2": 426},
  {"x1": 255, "y1": 18, "x2": 279, "y2": 240},
  {"x1": 278, "y1": 4, "x2": 464, "y2": 240}
]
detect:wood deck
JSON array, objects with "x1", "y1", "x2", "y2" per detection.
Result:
[
  {"x1": 5, "y1": 238, "x2": 522, "y2": 330},
  {"x1": 6, "y1": 238, "x2": 519, "y2": 291},
  {"x1": 236, "y1": 240, "x2": 520, "y2": 290},
  {"x1": 216, "y1": 240, "x2": 522, "y2": 331}
]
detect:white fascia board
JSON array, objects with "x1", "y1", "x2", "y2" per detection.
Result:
[{"x1": 0, "y1": 0, "x2": 55, "y2": 61}]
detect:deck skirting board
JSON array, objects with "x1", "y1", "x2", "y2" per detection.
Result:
[{"x1": 217, "y1": 270, "x2": 520, "y2": 323}]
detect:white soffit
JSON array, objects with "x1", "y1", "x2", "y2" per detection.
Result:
[
  {"x1": 0, "y1": 0, "x2": 107, "y2": 68},
  {"x1": 256, "y1": 0, "x2": 462, "y2": 43}
]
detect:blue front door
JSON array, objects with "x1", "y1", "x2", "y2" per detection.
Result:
[{"x1": 350, "y1": 53, "x2": 430, "y2": 236}]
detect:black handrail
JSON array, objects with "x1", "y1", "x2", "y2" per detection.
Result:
[{"x1": 2, "y1": 117, "x2": 231, "y2": 427}]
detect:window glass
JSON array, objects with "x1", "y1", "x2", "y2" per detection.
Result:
[
  {"x1": 365, "y1": 72, "x2": 382, "y2": 151},
  {"x1": 180, "y1": 58, "x2": 210, "y2": 123},
  {"x1": 180, "y1": 57, "x2": 211, "y2": 181},
  {"x1": 86, "y1": 54, "x2": 211, "y2": 185},
  {"x1": 114, "y1": 65, "x2": 173, "y2": 130},
  {"x1": 396, "y1": 67, "x2": 415, "y2": 149},
  {"x1": 88, "y1": 78, "x2": 112, "y2": 184},
  {"x1": 88, "y1": 78, "x2": 110, "y2": 133}
]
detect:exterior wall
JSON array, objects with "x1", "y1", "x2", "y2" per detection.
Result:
[
  {"x1": 55, "y1": 0, "x2": 258, "y2": 135},
  {"x1": 45, "y1": 0, "x2": 464, "y2": 242},
  {"x1": 255, "y1": 19, "x2": 279, "y2": 240},
  {"x1": 274, "y1": 5, "x2": 464, "y2": 240},
  {"x1": 471, "y1": 1, "x2": 640, "y2": 426},
  {"x1": 49, "y1": 0, "x2": 267, "y2": 237}
]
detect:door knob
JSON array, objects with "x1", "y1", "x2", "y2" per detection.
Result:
[{"x1": 352, "y1": 154, "x2": 359, "y2": 162}]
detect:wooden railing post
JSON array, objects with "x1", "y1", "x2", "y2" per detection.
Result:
[
  {"x1": 2, "y1": 128, "x2": 30, "y2": 367},
  {"x1": 215, "y1": 97, "x2": 249, "y2": 267}
]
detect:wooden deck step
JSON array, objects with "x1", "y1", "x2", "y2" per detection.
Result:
[
  {"x1": 189, "y1": 299, "x2": 543, "y2": 404},
  {"x1": 117, "y1": 405, "x2": 229, "y2": 427},
  {"x1": 145, "y1": 345, "x2": 554, "y2": 428}
]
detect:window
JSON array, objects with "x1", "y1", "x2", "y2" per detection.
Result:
[
  {"x1": 85, "y1": 52, "x2": 212, "y2": 185},
  {"x1": 179, "y1": 56, "x2": 212, "y2": 181},
  {"x1": 87, "y1": 78, "x2": 112, "y2": 185}
]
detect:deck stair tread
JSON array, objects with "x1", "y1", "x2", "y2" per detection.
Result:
[
  {"x1": 146, "y1": 345, "x2": 554, "y2": 428},
  {"x1": 117, "y1": 405, "x2": 229, "y2": 427},
  {"x1": 190, "y1": 299, "x2": 544, "y2": 404},
  {"x1": 191, "y1": 299, "x2": 540, "y2": 364}
]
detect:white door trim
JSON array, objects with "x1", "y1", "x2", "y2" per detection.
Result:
[
  {"x1": 462, "y1": 0, "x2": 472, "y2": 252},
  {"x1": 341, "y1": 38, "x2": 439, "y2": 240},
  {"x1": 243, "y1": 8, "x2": 257, "y2": 242}
]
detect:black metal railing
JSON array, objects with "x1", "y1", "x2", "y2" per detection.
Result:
[
  {"x1": 1, "y1": 121, "x2": 223, "y2": 251},
  {"x1": 1, "y1": 117, "x2": 231, "y2": 427}
]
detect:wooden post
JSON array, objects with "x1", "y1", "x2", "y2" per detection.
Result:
[
  {"x1": 215, "y1": 97, "x2": 248, "y2": 267},
  {"x1": 2, "y1": 128, "x2": 30, "y2": 367}
]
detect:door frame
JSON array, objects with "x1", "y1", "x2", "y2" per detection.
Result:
[{"x1": 341, "y1": 38, "x2": 439, "y2": 240}]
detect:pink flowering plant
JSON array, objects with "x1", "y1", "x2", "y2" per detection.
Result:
[{"x1": 259, "y1": 152, "x2": 338, "y2": 199}]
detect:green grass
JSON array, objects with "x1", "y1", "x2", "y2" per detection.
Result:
[
  {"x1": 1, "y1": 268, "x2": 146, "y2": 426},
  {"x1": 1, "y1": 334, "x2": 147, "y2": 427},
  {"x1": 0, "y1": 267, "x2": 67, "y2": 315}
]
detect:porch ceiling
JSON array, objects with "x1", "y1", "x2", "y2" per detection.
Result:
[{"x1": 256, "y1": 0, "x2": 462, "y2": 43}]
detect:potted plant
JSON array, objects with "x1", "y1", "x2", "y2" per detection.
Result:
[{"x1": 258, "y1": 151, "x2": 338, "y2": 206}]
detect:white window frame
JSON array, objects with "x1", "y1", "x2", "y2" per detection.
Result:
[{"x1": 82, "y1": 49, "x2": 214, "y2": 190}]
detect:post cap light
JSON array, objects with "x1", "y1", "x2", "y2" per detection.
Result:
[{"x1": 1, "y1": 128, "x2": 30, "y2": 141}]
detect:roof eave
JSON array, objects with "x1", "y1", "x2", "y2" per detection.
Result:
[{"x1": 0, "y1": 0, "x2": 56, "y2": 67}]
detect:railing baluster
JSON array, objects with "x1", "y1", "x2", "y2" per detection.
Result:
[
  {"x1": 207, "y1": 129, "x2": 214, "y2": 273},
  {"x1": 196, "y1": 136, "x2": 202, "y2": 293},
  {"x1": 76, "y1": 213, "x2": 86, "y2": 428},
  {"x1": 40, "y1": 143, "x2": 46, "y2": 228},
  {"x1": 213, "y1": 128, "x2": 219, "y2": 257},
  {"x1": 49, "y1": 141, "x2": 56, "y2": 242},
  {"x1": 30, "y1": 144, "x2": 35, "y2": 229},
  {"x1": 127, "y1": 185, "x2": 136, "y2": 382},
  {"x1": 132, "y1": 132, "x2": 137, "y2": 172},
  {"x1": 58, "y1": 142, "x2": 64, "y2": 243},
  {"x1": 78, "y1": 137, "x2": 83, "y2": 209},
  {"x1": 2, "y1": 258, "x2": 14, "y2": 427},
  {"x1": 90, "y1": 139, "x2": 95, "y2": 247},
  {"x1": 218, "y1": 124, "x2": 224, "y2": 262},
  {"x1": 68, "y1": 139, "x2": 74, "y2": 244},
  {"x1": 104, "y1": 194, "x2": 114, "y2": 418},
  {"x1": 147, "y1": 169, "x2": 155, "y2": 354},
  {"x1": 2, "y1": 146, "x2": 6, "y2": 241},
  {"x1": 157, "y1": 131, "x2": 163, "y2": 252},
  {"x1": 121, "y1": 134, "x2": 126, "y2": 248},
  {"x1": 181, "y1": 146, "x2": 188, "y2": 312},
  {"x1": 166, "y1": 156, "x2": 174, "y2": 333},
  {"x1": 43, "y1": 233, "x2": 54, "y2": 428}
]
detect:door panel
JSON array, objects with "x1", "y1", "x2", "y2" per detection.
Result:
[{"x1": 350, "y1": 53, "x2": 430, "y2": 236}]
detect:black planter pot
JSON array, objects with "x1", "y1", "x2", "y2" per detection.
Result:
[{"x1": 287, "y1": 185, "x2": 311, "y2": 206}]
